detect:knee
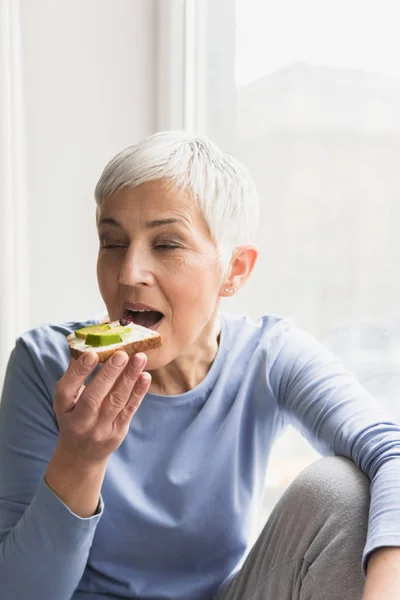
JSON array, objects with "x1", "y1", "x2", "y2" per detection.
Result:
[
  {"x1": 289, "y1": 456, "x2": 370, "y2": 521},
  {"x1": 262, "y1": 456, "x2": 369, "y2": 590}
]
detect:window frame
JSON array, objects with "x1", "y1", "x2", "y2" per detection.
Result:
[
  {"x1": 0, "y1": 0, "x2": 29, "y2": 384},
  {"x1": 157, "y1": 0, "x2": 236, "y2": 151}
]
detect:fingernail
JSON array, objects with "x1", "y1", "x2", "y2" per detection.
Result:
[
  {"x1": 112, "y1": 352, "x2": 127, "y2": 366},
  {"x1": 83, "y1": 352, "x2": 97, "y2": 367},
  {"x1": 137, "y1": 373, "x2": 151, "y2": 391},
  {"x1": 131, "y1": 353, "x2": 146, "y2": 368}
]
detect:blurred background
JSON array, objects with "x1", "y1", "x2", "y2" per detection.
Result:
[{"x1": 2, "y1": 0, "x2": 400, "y2": 517}]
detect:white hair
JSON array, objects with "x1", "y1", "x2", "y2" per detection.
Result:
[{"x1": 94, "y1": 131, "x2": 259, "y2": 270}]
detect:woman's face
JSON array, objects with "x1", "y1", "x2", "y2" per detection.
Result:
[{"x1": 96, "y1": 181, "x2": 225, "y2": 369}]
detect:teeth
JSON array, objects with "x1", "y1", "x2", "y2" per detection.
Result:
[{"x1": 129, "y1": 309, "x2": 152, "y2": 312}]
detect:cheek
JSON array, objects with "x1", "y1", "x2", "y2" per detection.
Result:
[
  {"x1": 164, "y1": 254, "x2": 221, "y2": 310},
  {"x1": 97, "y1": 254, "x2": 120, "y2": 299},
  {"x1": 165, "y1": 249, "x2": 221, "y2": 279}
]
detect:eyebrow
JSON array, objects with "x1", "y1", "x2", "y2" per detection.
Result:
[
  {"x1": 145, "y1": 218, "x2": 186, "y2": 229},
  {"x1": 98, "y1": 217, "x2": 187, "y2": 229},
  {"x1": 98, "y1": 217, "x2": 121, "y2": 227}
]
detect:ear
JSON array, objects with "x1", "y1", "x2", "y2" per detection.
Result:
[{"x1": 219, "y1": 245, "x2": 258, "y2": 297}]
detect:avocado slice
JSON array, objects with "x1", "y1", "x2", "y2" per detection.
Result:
[
  {"x1": 85, "y1": 325, "x2": 131, "y2": 347},
  {"x1": 75, "y1": 324, "x2": 111, "y2": 339},
  {"x1": 85, "y1": 333, "x2": 123, "y2": 346}
]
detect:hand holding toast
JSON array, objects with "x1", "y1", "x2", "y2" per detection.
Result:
[
  {"x1": 45, "y1": 350, "x2": 151, "y2": 517},
  {"x1": 53, "y1": 350, "x2": 151, "y2": 464}
]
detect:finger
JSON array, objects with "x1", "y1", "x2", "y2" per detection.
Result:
[
  {"x1": 73, "y1": 351, "x2": 129, "y2": 420},
  {"x1": 55, "y1": 353, "x2": 99, "y2": 413},
  {"x1": 98, "y1": 353, "x2": 147, "y2": 422},
  {"x1": 65, "y1": 384, "x2": 85, "y2": 413},
  {"x1": 116, "y1": 371, "x2": 151, "y2": 425}
]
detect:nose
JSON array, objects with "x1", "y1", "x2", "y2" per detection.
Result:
[{"x1": 119, "y1": 245, "x2": 154, "y2": 287}]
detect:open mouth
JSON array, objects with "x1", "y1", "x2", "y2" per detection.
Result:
[{"x1": 120, "y1": 304, "x2": 164, "y2": 330}]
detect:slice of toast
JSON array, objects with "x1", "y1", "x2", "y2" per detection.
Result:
[{"x1": 67, "y1": 321, "x2": 162, "y2": 363}]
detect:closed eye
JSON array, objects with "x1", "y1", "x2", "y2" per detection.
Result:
[
  {"x1": 155, "y1": 244, "x2": 180, "y2": 250},
  {"x1": 100, "y1": 242, "x2": 127, "y2": 250}
]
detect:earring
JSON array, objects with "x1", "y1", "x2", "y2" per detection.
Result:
[{"x1": 224, "y1": 286, "x2": 236, "y2": 294}]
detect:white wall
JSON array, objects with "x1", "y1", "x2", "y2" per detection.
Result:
[{"x1": 20, "y1": 0, "x2": 158, "y2": 328}]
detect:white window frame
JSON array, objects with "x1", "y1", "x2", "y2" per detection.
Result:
[
  {"x1": 156, "y1": 0, "x2": 207, "y2": 133},
  {"x1": 0, "y1": 0, "x2": 29, "y2": 384},
  {"x1": 156, "y1": 0, "x2": 235, "y2": 149}
]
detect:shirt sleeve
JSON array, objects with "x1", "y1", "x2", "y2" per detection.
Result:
[
  {"x1": 0, "y1": 337, "x2": 103, "y2": 600},
  {"x1": 268, "y1": 320, "x2": 400, "y2": 574}
]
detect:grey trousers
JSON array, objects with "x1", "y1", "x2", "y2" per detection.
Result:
[{"x1": 216, "y1": 457, "x2": 370, "y2": 600}]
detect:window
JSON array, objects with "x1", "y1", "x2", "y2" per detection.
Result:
[{"x1": 193, "y1": 0, "x2": 400, "y2": 518}]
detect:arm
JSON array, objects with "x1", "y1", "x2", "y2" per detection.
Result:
[
  {"x1": 268, "y1": 322, "x2": 400, "y2": 596},
  {"x1": 363, "y1": 548, "x2": 400, "y2": 600},
  {"x1": 0, "y1": 336, "x2": 150, "y2": 600},
  {"x1": 45, "y1": 444, "x2": 106, "y2": 518},
  {"x1": 0, "y1": 340, "x2": 104, "y2": 600}
]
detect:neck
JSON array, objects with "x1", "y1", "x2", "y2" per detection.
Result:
[{"x1": 148, "y1": 316, "x2": 221, "y2": 396}]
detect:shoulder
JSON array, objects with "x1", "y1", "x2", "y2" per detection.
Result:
[
  {"x1": 220, "y1": 311, "x2": 333, "y2": 372},
  {"x1": 220, "y1": 311, "x2": 295, "y2": 352},
  {"x1": 11, "y1": 315, "x2": 102, "y2": 394}
]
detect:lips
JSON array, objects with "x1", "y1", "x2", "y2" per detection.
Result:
[{"x1": 120, "y1": 302, "x2": 164, "y2": 330}]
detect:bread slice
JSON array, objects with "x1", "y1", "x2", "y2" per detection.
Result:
[{"x1": 67, "y1": 320, "x2": 162, "y2": 362}]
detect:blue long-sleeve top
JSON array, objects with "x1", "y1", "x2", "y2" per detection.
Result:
[{"x1": 1, "y1": 312, "x2": 400, "y2": 599}]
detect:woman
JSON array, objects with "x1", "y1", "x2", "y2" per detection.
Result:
[{"x1": 0, "y1": 131, "x2": 399, "y2": 600}]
